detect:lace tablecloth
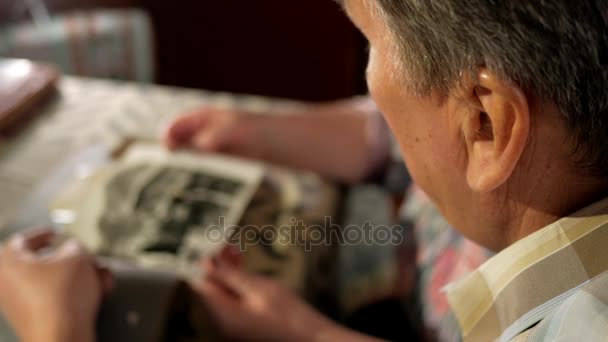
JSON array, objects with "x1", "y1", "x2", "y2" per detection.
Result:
[
  {"x1": 0, "y1": 76, "x2": 302, "y2": 229},
  {"x1": 0, "y1": 77, "x2": 403, "y2": 341}
]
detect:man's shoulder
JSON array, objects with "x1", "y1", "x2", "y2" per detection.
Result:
[{"x1": 513, "y1": 271, "x2": 608, "y2": 341}]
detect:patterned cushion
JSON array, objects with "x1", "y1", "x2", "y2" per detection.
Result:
[{"x1": 0, "y1": 9, "x2": 155, "y2": 82}]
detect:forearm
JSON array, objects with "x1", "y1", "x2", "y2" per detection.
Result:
[
  {"x1": 314, "y1": 323, "x2": 387, "y2": 342},
  {"x1": 23, "y1": 322, "x2": 95, "y2": 342},
  {"x1": 252, "y1": 97, "x2": 390, "y2": 183}
]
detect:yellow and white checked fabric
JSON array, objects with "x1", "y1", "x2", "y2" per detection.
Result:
[{"x1": 445, "y1": 197, "x2": 608, "y2": 341}]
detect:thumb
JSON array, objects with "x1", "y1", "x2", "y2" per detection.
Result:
[
  {"x1": 206, "y1": 263, "x2": 259, "y2": 297},
  {"x1": 164, "y1": 111, "x2": 210, "y2": 150},
  {"x1": 9, "y1": 229, "x2": 55, "y2": 254},
  {"x1": 194, "y1": 279, "x2": 246, "y2": 339},
  {"x1": 96, "y1": 266, "x2": 114, "y2": 294},
  {"x1": 191, "y1": 126, "x2": 228, "y2": 152},
  {"x1": 53, "y1": 239, "x2": 87, "y2": 259}
]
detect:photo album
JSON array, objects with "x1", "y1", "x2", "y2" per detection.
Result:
[{"x1": 52, "y1": 141, "x2": 265, "y2": 278}]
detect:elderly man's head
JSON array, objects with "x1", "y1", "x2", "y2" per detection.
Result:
[{"x1": 342, "y1": 0, "x2": 608, "y2": 250}]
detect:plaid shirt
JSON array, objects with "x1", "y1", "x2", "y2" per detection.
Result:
[
  {"x1": 402, "y1": 187, "x2": 608, "y2": 341},
  {"x1": 402, "y1": 186, "x2": 492, "y2": 341},
  {"x1": 444, "y1": 197, "x2": 608, "y2": 341}
]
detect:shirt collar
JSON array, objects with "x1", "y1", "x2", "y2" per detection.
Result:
[{"x1": 444, "y1": 197, "x2": 608, "y2": 341}]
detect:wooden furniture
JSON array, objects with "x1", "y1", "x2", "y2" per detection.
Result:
[
  {"x1": 0, "y1": 59, "x2": 59, "y2": 135},
  {"x1": 0, "y1": 0, "x2": 368, "y2": 101},
  {"x1": 0, "y1": 75, "x2": 411, "y2": 342}
]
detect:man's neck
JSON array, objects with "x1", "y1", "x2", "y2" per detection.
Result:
[{"x1": 506, "y1": 175, "x2": 608, "y2": 246}]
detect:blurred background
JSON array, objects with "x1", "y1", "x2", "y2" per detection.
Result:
[
  {"x1": 0, "y1": 3, "x2": 419, "y2": 341},
  {"x1": 0, "y1": 0, "x2": 369, "y2": 101}
]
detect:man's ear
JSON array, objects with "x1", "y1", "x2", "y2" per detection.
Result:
[{"x1": 462, "y1": 70, "x2": 530, "y2": 193}]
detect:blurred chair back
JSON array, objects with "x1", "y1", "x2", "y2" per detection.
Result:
[
  {"x1": 0, "y1": 0, "x2": 368, "y2": 100},
  {"x1": 0, "y1": 5, "x2": 155, "y2": 83}
]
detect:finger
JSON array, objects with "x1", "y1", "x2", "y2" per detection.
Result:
[
  {"x1": 194, "y1": 279, "x2": 244, "y2": 335},
  {"x1": 195, "y1": 277, "x2": 232, "y2": 302},
  {"x1": 199, "y1": 258, "x2": 242, "y2": 297},
  {"x1": 164, "y1": 111, "x2": 210, "y2": 149},
  {"x1": 97, "y1": 266, "x2": 114, "y2": 294},
  {"x1": 52, "y1": 239, "x2": 88, "y2": 260},
  {"x1": 8, "y1": 229, "x2": 55, "y2": 254},
  {"x1": 198, "y1": 251, "x2": 240, "y2": 276},
  {"x1": 199, "y1": 257, "x2": 217, "y2": 274},
  {"x1": 206, "y1": 262, "x2": 258, "y2": 297},
  {"x1": 191, "y1": 126, "x2": 226, "y2": 152},
  {"x1": 216, "y1": 245, "x2": 242, "y2": 268}
]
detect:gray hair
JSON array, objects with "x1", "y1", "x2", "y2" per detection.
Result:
[{"x1": 372, "y1": 0, "x2": 608, "y2": 177}]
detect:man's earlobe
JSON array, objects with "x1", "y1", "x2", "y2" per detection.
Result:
[{"x1": 463, "y1": 70, "x2": 530, "y2": 193}]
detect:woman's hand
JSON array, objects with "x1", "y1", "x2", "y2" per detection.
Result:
[{"x1": 0, "y1": 230, "x2": 112, "y2": 342}]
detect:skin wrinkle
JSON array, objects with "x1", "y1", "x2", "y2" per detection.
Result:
[
  {"x1": 345, "y1": 0, "x2": 608, "y2": 251},
  {"x1": 3, "y1": 2, "x2": 608, "y2": 342},
  {"x1": 495, "y1": 99, "x2": 585, "y2": 244},
  {"x1": 375, "y1": 0, "x2": 608, "y2": 179}
]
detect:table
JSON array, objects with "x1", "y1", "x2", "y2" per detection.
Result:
[
  {"x1": 0, "y1": 76, "x2": 303, "y2": 230},
  {"x1": 0, "y1": 76, "x2": 403, "y2": 341}
]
